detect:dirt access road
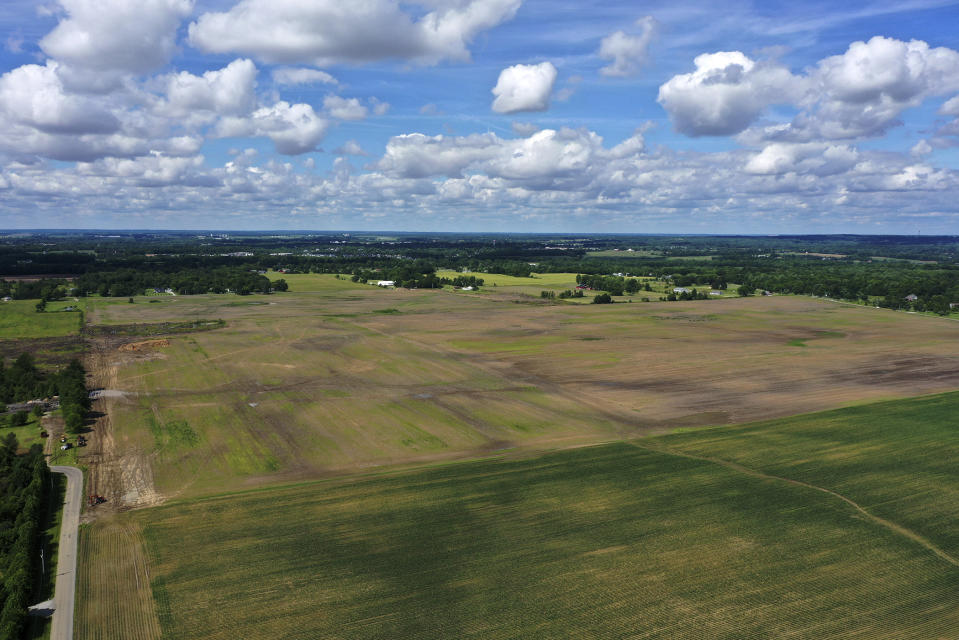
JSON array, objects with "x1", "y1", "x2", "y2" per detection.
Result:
[{"x1": 49, "y1": 465, "x2": 82, "y2": 640}]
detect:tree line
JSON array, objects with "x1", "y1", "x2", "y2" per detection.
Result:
[
  {"x1": 0, "y1": 435, "x2": 49, "y2": 640},
  {"x1": 1, "y1": 355, "x2": 90, "y2": 433}
]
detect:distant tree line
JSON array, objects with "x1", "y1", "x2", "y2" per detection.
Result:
[
  {"x1": 72, "y1": 268, "x2": 277, "y2": 297},
  {"x1": 575, "y1": 274, "x2": 648, "y2": 296},
  {"x1": 350, "y1": 263, "x2": 485, "y2": 289},
  {"x1": 0, "y1": 435, "x2": 50, "y2": 640},
  {"x1": 3, "y1": 233, "x2": 959, "y2": 313}
]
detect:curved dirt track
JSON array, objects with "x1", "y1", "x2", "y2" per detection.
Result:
[{"x1": 632, "y1": 442, "x2": 959, "y2": 569}]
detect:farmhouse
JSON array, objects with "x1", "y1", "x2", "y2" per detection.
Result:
[
  {"x1": 375, "y1": 280, "x2": 395, "y2": 287},
  {"x1": 905, "y1": 294, "x2": 919, "y2": 302},
  {"x1": 710, "y1": 290, "x2": 722, "y2": 296},
  {"x1": 673, "y1": 287, "x2": 690, "y2": 293}
]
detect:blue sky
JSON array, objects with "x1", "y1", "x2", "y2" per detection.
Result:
[{"x1": 2, "y1": 0, "x2": 959, "y2": 233}]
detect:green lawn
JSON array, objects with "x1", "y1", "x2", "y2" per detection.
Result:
[
  {"x1": 136, "y1": 391, "x2": 959, "y2": 640},
  {"x1": 0, "y1": 299, "x2": 82, "y2": 338}
]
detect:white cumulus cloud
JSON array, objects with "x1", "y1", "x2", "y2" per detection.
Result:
[
  {"x1": 218, "y1": 101, "x2": 329, "y2": 155},
  {"x1": 161, "y1": 59, "x2": 258, "y2": 118},
  {"x1": 333, "y1": 140, "x2": 368, "y2": 156},
  {"x1": 40, "y1": 0, "x2": 194, "y2": 74},
  {"x1": 0, "y1": 62, "x2": 119, "y2": 134},
  {"x1": 324, "y1": 96, "x2": 368, "y2": 121},
  {"x1": 598, "y1": 16, "x2": 657, "y2": 78},
  {"x1": 491, "y1": 62, "x2": 557, "y2": 114},
  {"x1": 188, "y1": 0, "x2": 520, "y2": 66},
  {"x1": 272, "y1": 68, "x2": 337, "y2": 86},
  {"x1": 658, "y1": 51, "x2": 802, "y2": 137}
]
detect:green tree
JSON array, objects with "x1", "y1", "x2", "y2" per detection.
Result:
[
  {"x1": 592, "y1": 293, "x2": 613, "y2": 304},
  {"x1": 737, "y1": 285, "x2": 753, "y2": 297}
]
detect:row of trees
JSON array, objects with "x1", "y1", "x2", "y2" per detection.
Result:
[
  {"x1": 575, "y1": 274, "x2": 650, "y2": 296},
  {"x1": 58, "y1": 360, "x2": 90, "y2": 434},
  {"x1": 351, "y1": 263, "x2": 486, "y2": 290},
  {"x1": 0, "y1": 355, "x2": 90, "y2": 433},
  {"x1": 70, "y1": 268, "x2": 278, "y2": 297},
  {"x1": 0, "y1": 435, "x2": 49, "y2": 640}
]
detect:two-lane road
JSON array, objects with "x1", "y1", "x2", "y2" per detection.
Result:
[{"x1": 49, "y1": 465, "x2": 82, "y2": 640}]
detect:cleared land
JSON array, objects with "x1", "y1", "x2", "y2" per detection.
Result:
[
  {"x1": 77, "y1": 276, "x2": 959, "y2": 505},
  {"x1": 121, "y1": 391, "x2": 959, "y2": 639}
]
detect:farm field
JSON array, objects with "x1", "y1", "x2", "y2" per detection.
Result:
[
  {"x1": 75, "y1": 516, "x2": 161, "y2": 640},
  {"x1": 107, "y1": 390, "x2": 959, "y2": 639},
  {"x1": 78, "y1": 275, "x2": 959, "y2": 505},
  {"x1": 0, "y1": 299, "x2": 82, "y2": 338}
]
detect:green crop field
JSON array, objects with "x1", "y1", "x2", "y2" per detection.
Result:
[
  {"x1": 0, "y1": 299, "x2": 82, "y2": 338},
  {"x1": 434, "y1": 269, "x2": 582, "y2": 292},
  {"x1": 120, "y1": 391, "x2": 959, "y2": 639}
]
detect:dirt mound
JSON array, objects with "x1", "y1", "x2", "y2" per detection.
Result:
[{"x1": 119, "y1": 339, "x2": 170, "y2": 352}]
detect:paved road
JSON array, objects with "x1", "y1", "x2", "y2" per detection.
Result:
[{"x1": 49, "y1": 465, "x2": 82, "y2": 640}]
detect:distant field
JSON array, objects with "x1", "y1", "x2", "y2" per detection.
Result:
[
  {"x1": 434, "y1": 269, "x2": 580, "y2": 289},
  {"x1": 585, "y1": 249, "x2": 663, "y2": 257},
  {"x1": 0, "y1": 299, "x2": 81, "y2": 338},
  {"x1": 121, "y1": 391, "x2": 959, "y2": 639},
  {"x1": 78, "y1": 279, "x2": 959, "y2": 505}
]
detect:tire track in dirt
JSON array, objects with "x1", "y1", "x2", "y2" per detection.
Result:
[
  {"x1": 347, "y1": 316, "x2": 662, "y2": 439},
  {"x1": 630, "y1": 441, "x2": 959, "y2": 569}
]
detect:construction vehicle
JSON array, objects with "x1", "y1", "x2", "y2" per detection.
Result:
[{"x1": 88, "y1": 494, "x2": 106, "y2": 506}]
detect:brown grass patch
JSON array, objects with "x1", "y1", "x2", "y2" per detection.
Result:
[{"x1": 119, "y1": 339, "x2": 171, "y2": 352}]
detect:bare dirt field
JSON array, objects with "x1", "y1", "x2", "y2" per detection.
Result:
[{"x1": 78, "y1": 278, "x2": 959, "y2": 506}]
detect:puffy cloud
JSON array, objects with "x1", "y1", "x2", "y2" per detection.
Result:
[
  {"x1": 40, "y1": 0, "x2": 194, "y2": 74},
  {"x1": 375, "y1": 132, "x2": 498, "y2": 178},
  {"x1": 218, "y1": 101, "x2": 329, "y2": 155},
  {"x1": 658, "y1": 51, "x2": 802, "y2": 136},
  {"x1": 795, "y1": 36, "x2": 959, "y2": 140},
  {"x1": 5, "y1": 124, "x2": 959, "y2": 232},
  {"x1": 598, "y1": 16, "x2": 657, "y2": 78},
  {"x1": 76, "y1": 154, "x2": 213, "y2": 187},
  {"x1": 188, "y1": 0, "x2": 520, "y2": 66},
  {"x1": 511, "y1": 121, "x2": 540, "y2": 136},
  {"x1": 491, "y1": 62, "x2": 557, "y2": 114},
  {"x1": 272, "y1": 68, "x2": 337, "y2": 86},
  {"x1": 324, "y1": 96, "x2": 368, "y2": 121},
  {"x1": 942, "y1": 95, "x2": 959, "y2": 116},
  {"x1": 333, "y1": 140, "x2": 368, "y2": 156},
  {"x1": 744, "y1": 143, "x2": 859, "y2": 176},
  {"x1": 376, "y1": 127, "x2": 638, "y2": 190},
  {"x1": 662, "y1": 37, "x2": 959, "y2": 143},
  {"x1": 0, "y1": 62, "x2": 119, "y2": 134},
  {"x1": 160, "y1": 59, "x2": 257, "y2": 119},
  {"x1": 370, "y1": 98, "x2": 390, "y2": 116},
  {"x1": 911, "y1": 139, "x2": 933, "y2": 157}
]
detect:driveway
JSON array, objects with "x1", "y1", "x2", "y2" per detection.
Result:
[{"x1": 49, "y1": 465, "x2": 82, "y2": 640}]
